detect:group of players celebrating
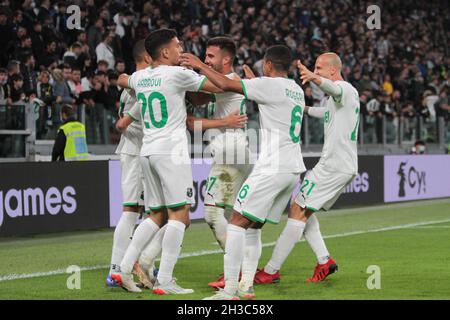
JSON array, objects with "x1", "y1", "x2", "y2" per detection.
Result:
[{"x1": 106, "y1": 28, "x2": 360, "y2": 300}]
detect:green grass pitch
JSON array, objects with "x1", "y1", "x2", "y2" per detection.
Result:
[{"x1": 0, "y1": 199, "x2": 449, "y2": 300}]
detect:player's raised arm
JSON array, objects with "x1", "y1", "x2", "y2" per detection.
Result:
[
  {"x1": 180, "y1": 53, "x2": 243, "y2": 94},
  {"x1": 305, "y1": 106, "x2": 327, "y2": 118},
  {"x1": 297, "y1": 59, "x2": 342, "y2": 101},
  {"x1": 186, "y1": 112, "x2": 247, "y2": 131}
]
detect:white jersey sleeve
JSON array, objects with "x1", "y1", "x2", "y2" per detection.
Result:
[
  {"x1": 241, "y1": 78, "x2": 276, "y2": 105},
  {"x1": 172, "y1": 67, "x2": 207, "y2": 92}
]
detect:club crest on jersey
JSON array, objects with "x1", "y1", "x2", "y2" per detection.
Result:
[{"x1": 187, "y1": 188, "x2": 193, "y2": 197}]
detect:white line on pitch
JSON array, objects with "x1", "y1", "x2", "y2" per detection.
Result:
[{"x1": 1, "y1": 218, "x2": 450, "y2": 282}]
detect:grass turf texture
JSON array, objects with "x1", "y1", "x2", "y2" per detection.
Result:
[{"x1": 0, "y1": 199, "x2": 449, "y2": 300}]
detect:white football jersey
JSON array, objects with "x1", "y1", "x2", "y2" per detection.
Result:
[
  {"x1": 127, "y1": 65, "x2": 206, "y2": 156},
  {"x1": 205, "y1": 72, "x2": 247, "y2": 155},
  {"x1": 241, "y1": 77, "x2": 306, "y2": 174},
  {"x1": 318, "y1": 80, "x2": 360, "y2": 174},
  {"x1": 115, "y1": 88, "x2": 143, "y2": 156}
]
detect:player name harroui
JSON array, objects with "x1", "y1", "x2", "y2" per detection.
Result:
[{"x1": 136, "y1": 77, "x2": 162, "y2": 87}]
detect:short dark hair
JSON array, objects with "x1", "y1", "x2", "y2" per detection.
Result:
[
  {"x1": 62, "y1": 63, "x2": 72, "y2": 70},
  {"x1": 108, "y1": 71, "x2": 118, "y2": 80},
  {"x1": 144, "y1": 28, "x2": 177, "y2": 60},
  {"x1": 264, "y1": 45, "x2": 292, "y2": 72},
  {"x1": 61, "y1": 104, "x2": 75, "y2": 118},
  {"x1": 133, "y1": 39, "x2": 148, "y2": 63},
  {"x1": 207, "y1": 36, "x2": 236, "y2": 61},
  {"x1": 10, "y1": 74, "x2": 23, "y2": 82},
  {"x1": 97, "y1": 60, "x2": 109, "y2": 67},
  {"x1": 0, "y1": 68, "x2": 7, "y2": 74}
]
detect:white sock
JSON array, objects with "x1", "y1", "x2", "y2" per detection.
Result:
[
  {"x1": 240, "y1": 228, "x2": 262, "y2": 290},
  {"x1": 157, "y1": 220, "x2": 186, "y2": 285},
  {"x1": 304, "y1": 214, "x2": 330, "y2": 264},
  {"x1": 224, "y1": 224, "x2": 246, "y2": 295},
  {"x1": 139, "y1": 224, "x2": 167, "y2": 271},
  {"x1": 204, "y1": 205, "x2": 228, "y2": 250},
  {"x1": 120, "y1": 218, "x2": 159, "y2": 274},
  {"x1": 109, "y1": 211, "x2": 139, "y2": 274},
  {"x1": 265, "y1": 218, "x2": 306, "y2": 275}
]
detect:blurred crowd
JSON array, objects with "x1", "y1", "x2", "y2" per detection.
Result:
[{"x1": 0, "y1": 0, "x2": 448, "y2": 144}]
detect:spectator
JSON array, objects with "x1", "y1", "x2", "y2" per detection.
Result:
[
  {"x1": 88, "y1": 17, "x2": 104, "y2": 52},
  {"x1": 39, "y1": 40, "x2": 59, "y2": 71},
  {"x1": 6, "y1": 73, "x2": 25, "y2": 104},
  {"x1": 68, "y1": 67, "x2": 83, "y2": 104},
  {"x1": 410, "y1": 140, "x2": 426, "y2": 155},
  {"x1": 422, "y1": 90, "x2": 439, "y2": 122},
  {"x1": 95, "y1": 32, "x2": 115, "y2": 70},
  {"x1": 52, "y1": 65, "x2": 75, "y2": 109},
  {"x1": 37, "y1": 70, "x2": 56, "y2": 129},
  {"x1": 20, "y1": 52, "x2": 37, "y2": 93},
  {"x1": 114, "y1": 59, "x2": 126, "y2": 75},
  {"x1": 96, "y1": 60, "x2": 110, "y2": 73},
  {"x1": 0, "y1": 67, "x2": 7, "y2": 100},
  {"x1": 52, "y1": 104, "x2": 88, "y2": 161},
  {"x1": 30, "y1": 21, "x2": 46, "y2": 64}
]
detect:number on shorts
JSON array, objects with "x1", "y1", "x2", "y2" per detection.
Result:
[
  {"x1": 139, "y1": 91, "x2": 168, "y2": 129},
  {"x1": 300, "y1": 179, "x2": 316, "y2": 196},
  {"x1": 238, "y1": 184, "x2": 250, "y2": 199},
  {"x1": 289, "y1": 105, "x2": 303, "y2": 143},
  {"x1": 206, "y1": 176, "x2": 217, "y2": 192}
]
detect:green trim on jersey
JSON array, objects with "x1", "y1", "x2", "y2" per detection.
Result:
[
  {"x1": 126, "y1": 112, "x2": 138, "y2": 121},
  {"x1": 242, "y1": 210, "x2": 265, "y2": 223},
  {"x1": 306, "y1": 206, "x2": 319, "y2": 212},
  {"x1": 215, "y1": 203, "x2": 234, "y2": 209},
  {"x1": 240, "y1": 80, "x2": 248, "y2": 99},
  {"x1": 265, "y1": 218, "x2": 278, "y2": 225},
  {"x1": 128, "y1": 76, "x2": 132, "y2": 88},
  {"x1": 197, "y1": 77, "x2": 207, "y2": 92},
  {"x1": 122, "y1": 202, "x2": 139, "y2": 206}
]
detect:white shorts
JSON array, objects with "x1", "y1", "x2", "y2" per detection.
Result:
[
  {"x1": 233, "y1": 170, "x2": 300, "y2": 224},
  {"x1": 120, "y1": 154, "x2": 144, "y2": 206},
  {"x1": 140, "y1": 154, "x2": 194, "y2": 212},
  {"x1": 204, "y1": 163, "x2": 253, "y2": 208},
  {"x1": 295, "y1": 163, "x2": 355, "y2": 212}
]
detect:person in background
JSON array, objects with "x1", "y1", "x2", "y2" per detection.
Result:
[
  {"x1": 410, "y1": 140, "x2": 426, "y2": 155},
  {"x1": 0, "y1": 67, "x2": 7, "y2": 100},
  {"x1": 52, "y1": 104, "x2": 88, "y2": 161}
]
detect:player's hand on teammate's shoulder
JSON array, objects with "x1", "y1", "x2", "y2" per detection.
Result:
[
  {"x1": 180, "y1": 53, "x2": 203, "y2": 70},
  {"x1": 224, "y1": 111, "x2": 248, "y2": 129},
  {"x1": 243, "y1": 64, "x2": 256, "y2": 79}
]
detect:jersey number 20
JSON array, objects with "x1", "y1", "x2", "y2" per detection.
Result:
[{"x1": 138, "y1": 92, "x2": 168, "y2": 128}]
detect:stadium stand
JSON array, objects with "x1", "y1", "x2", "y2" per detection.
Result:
[{"x1": 0, "y1": 0, "x2": 448, "y2": 158}]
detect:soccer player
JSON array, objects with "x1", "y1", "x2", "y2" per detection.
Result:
[
  {"x1": 254, "y1": 52, "x2": 360, "y2": 283},
  {"x1": 106, "y1": 40, "x2": 150, "y2": 287},
  {"x1": 136, "y1": 36, "x2": 256, "y2": 294},
  {"x1": 180, "y1": 45, "x2": 307, "y2": 300},
  {"x1": 114, "y1": 29, "x2": 222, "y2": 294}
]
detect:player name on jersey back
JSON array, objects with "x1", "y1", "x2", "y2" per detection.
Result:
[
  {"x1": 127, "y1": 65, "x2": 206, "y2": 157},
  {"x1": 241, "y1": 76, "x2": 307, "y2": 174}
]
